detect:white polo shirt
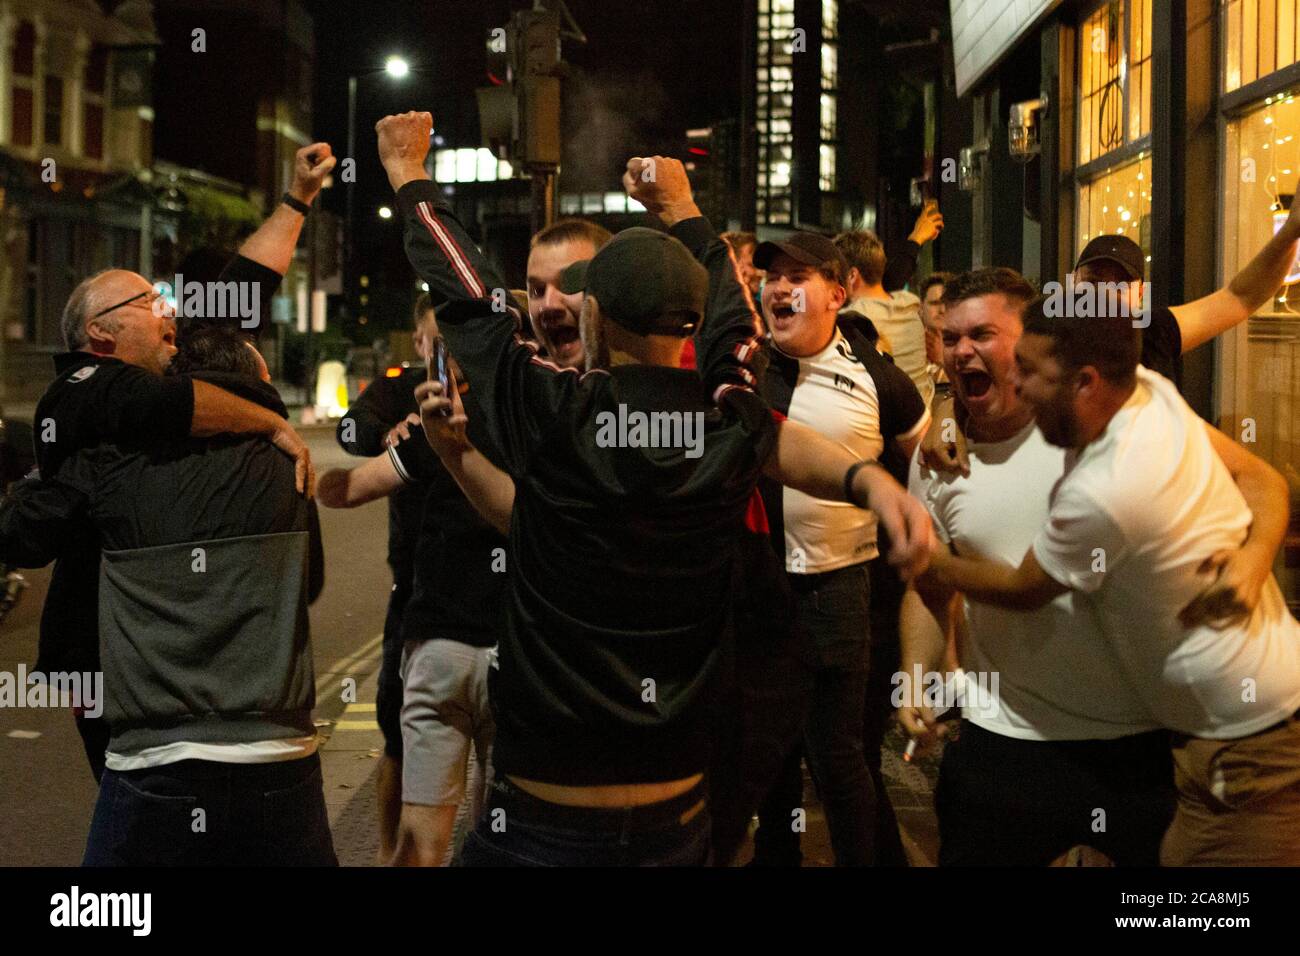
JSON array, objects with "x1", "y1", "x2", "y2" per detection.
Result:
[
  {"x1": 910, "y1": 421, "x2": 1158, "y2": 740},
  {"x1": 1033, "y1": 366, "x2": 1300, "y2": 740},
  {"x1": 769, "y1": 326, "x2": 928, "y2": 573}
]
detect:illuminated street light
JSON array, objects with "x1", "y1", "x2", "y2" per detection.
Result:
[
  {"x1": 348, "y1": 54, "x2": 425, "y2": 322},
  {"x1": 378, "y1": 205, "x2": 393, "y2": 219}
]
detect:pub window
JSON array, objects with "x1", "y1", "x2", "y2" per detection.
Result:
[
  {"x1": 1221, "y1": 81, "x2": 1300, "y2": 612},
  {"x1": 1223, "y1": 0, "x2": 1300, "y2": 94},
  {"x1": 1075, "y1": 0, "x2": 1154, "y2": 263}
]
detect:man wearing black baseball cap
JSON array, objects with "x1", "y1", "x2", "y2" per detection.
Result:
[
  {"x1": 556, "y1": 226, "x2": 710, "y2": 365},
  {"x1": 747, "y1": 228, "x2": 930, "y2": 866},
  {"x1": 377, "y1": 111, "x2": 934, "y2": 865},
  {"x1": 1074, "y1": 200, "x2": 1300, "y2": 390}
]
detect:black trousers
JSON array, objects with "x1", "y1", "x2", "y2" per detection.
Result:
[
  {"x1": 75, "y1": 711, "x2": 111, "y2": 783},
  {"x1": 709, "y1": 532, "x2": 813, "y2": 866},
  {"x1": 377, "y1": 579, "x2": 413, "y2": 759},
  {"x1": 864, "y1": 555, "x2": 909, "y2": 866},
  {"x1": 935, "y1": 721, "x2": 1176, "y2": 866},
  {"x1": 753, "y1": 563, "x2": 876, "y2": 866}
]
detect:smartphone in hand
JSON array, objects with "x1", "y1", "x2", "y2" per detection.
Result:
[{"x1": 428, "y1": 336, "x2": 452, "y2": 417}]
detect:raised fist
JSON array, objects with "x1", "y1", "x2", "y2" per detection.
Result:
[
  {"x1": 288, "y1": 143, "x2": 337, "y2": 206},
  {"x1": 376, "y1": 112, "x2": 433, "y2": 190},
  {"x1": 622, "y1": 155, "x2": 699, "y2": 226}
]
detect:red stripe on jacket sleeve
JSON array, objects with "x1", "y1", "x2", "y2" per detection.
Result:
[{"x1": 414, "y1": 202, "x2": 487, "y2": 299}]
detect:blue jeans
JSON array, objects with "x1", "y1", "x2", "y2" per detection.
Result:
[
  {"x1": 459, "y1": 777, "x2": 711, "y2": 866},
  {"x1": 83, "y1": 753, "x2": 337, "y2": 866}
]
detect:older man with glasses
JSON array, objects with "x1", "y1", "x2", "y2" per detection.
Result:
[{"x1": 14, "y1": 142, "x2": 335, "y2": 782}]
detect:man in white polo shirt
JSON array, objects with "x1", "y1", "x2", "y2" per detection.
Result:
[
  {"x1": 929, "y1": 295, "x2": 1300, "y2": 865},
  {"x1": 904, "y1": 268, "x2": 1173, "y2": 866},
  {"x1": 749, "y1": 231, "x2": 929, "y2": 866}
]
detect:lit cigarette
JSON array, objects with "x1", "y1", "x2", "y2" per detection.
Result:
[{"x1": 901, "y1": 669, "x2": 965, "y2": 762}]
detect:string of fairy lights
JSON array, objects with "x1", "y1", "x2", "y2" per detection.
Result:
[
  {"x1": 1078, "y1": 0, "x2": 1153, "y2": 274},
  {"x1": 1258, "y1": 91, "x2": 1300, "y2": 306}
]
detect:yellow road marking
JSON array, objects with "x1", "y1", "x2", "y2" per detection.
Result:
[
  {"x1": 334, "y1": 720, "x2": 380, "y2": 730},
  {"x1": 314, "y1": 633, "x2": 384, "y2": 700}
]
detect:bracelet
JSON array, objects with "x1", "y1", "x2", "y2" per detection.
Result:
[
  {"x1": 281, "y1": 192, "x2": 312, "y2": 215},
  {"x1": 843, "y1": 459, "x2": 884, "y2": 508}
]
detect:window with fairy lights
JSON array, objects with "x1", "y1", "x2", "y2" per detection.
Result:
[
  {"x1": 1074, "y1": 0, "x2": 1153, "y2": 268},
  {"x1": 1219, "y1": 0, "x2": 1300, "y2": 617}
]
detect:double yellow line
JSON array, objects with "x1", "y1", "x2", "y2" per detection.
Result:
[{"x1": 315, "y1": 632, "x2": 384, "y2": 732}]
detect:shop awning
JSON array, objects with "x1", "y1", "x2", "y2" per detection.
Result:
[{"x1": 950, "y1": 0, "x2": 1064, "y2": 98}]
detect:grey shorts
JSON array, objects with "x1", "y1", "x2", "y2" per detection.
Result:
[{"x1": 399, "y1": 639, "x2": 496, "y2": 808}]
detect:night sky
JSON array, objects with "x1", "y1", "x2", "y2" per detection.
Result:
[{"x1": 307, "y1": 0, "x2": 744, "y2": 329}]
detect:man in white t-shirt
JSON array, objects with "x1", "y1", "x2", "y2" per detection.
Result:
[
  {"x1": 929, "y1": 295, "x2": 1300, "y2": 865},
  {"x1": 904, "y1": 268, "x2": 1174, "y2": 865}
]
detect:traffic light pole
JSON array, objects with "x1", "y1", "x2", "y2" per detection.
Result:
[{"x1": 530, "y1": 164, "x2": 556, "y2": 234}]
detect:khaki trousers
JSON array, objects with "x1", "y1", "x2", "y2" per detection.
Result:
[{"x1": 1161, "y1": 709, "x2": 1300, "y2": 866}]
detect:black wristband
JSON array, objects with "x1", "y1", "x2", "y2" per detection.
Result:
[
  {"x1": 281, "y1": 192, "x2": 311, "y2": 215},
  {"x1": 843, "y1": 459, "x2": 882, "y2": 508}
]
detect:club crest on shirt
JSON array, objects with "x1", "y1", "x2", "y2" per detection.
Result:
[
  {"x1": 833, "y1": 372, "x2": 855, "y2": 393},
  {"x1": 835, "y1": 341, "x2": 863, "y2": 366},
  {"x1": 69, "y1": 366, "x2": 97, "y2": 383}
]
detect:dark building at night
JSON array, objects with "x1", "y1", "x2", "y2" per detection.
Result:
[
  {"x1": 152, "y1": 0, "x2": 336, "y2": 371},
  {"x1": 743, "y1": 0, "x2": 956, "y2": 280},
  {"x1": 152, "y1": 0, "x2": 315, "y2": 215},
  {"x1": 0, "y1": 0, "x2": 160, "y2": 404}
]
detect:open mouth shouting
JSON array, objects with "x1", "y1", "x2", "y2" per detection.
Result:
[
  {"x1": 768, "y1": 300, "x2": 799, "y2": 331},
  {"x1": 956, "y1": 367, "x2": 995, "y2": 407},
  {"x1": 539, "y1": 311, "x2": 584, "y2": 367}
]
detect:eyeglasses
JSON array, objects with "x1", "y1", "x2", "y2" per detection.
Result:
[{"x1": 91, "y1": 289, "x2": 167, "y2": 320}]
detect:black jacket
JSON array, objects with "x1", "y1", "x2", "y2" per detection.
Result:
[
  {"x1": 28, "y1": 352, "x2": 194, "y2": 674},
  {"x1": 385, "y1": 418, "x2": 507, "y2": 649},
  {"x1": 336, "y1": 366, "x2": 427, "y2": 580},
  {"x1": 24, "y1": 255, "x2": 282, "y2": 674},
  {"x1": 398, "y1": 179, "x2": 775, "y2": 786},
  {"x1": 1, "y1": 373, "x2": 322, "y2": 753}
]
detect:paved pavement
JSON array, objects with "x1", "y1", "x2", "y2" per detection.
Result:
[{"x1": 0, "y1": 422, "x2": 944, "y2": 867}]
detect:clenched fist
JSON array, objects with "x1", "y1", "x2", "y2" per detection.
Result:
[
  {"x1": 622, "y1": 155, "x2": 701, "y2": 227},
  {"x1": 376, "y1": 111, "x2": 433, "y2": 191},
  {"x1": 287, "y1": 143, "x2": 337, "y2": 206}
]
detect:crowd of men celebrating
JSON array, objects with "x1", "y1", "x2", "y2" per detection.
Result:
[{"x1": 1, "y1": 106, "x2": 1298, "y2": 867}]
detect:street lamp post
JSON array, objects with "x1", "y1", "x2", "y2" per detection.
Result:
[
  {"x1": 346, "y1": 73, "x2": 358, "y2": 324},
  {"x1": 344, "y1": 56, "x2": 413, "y2": 327}
]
